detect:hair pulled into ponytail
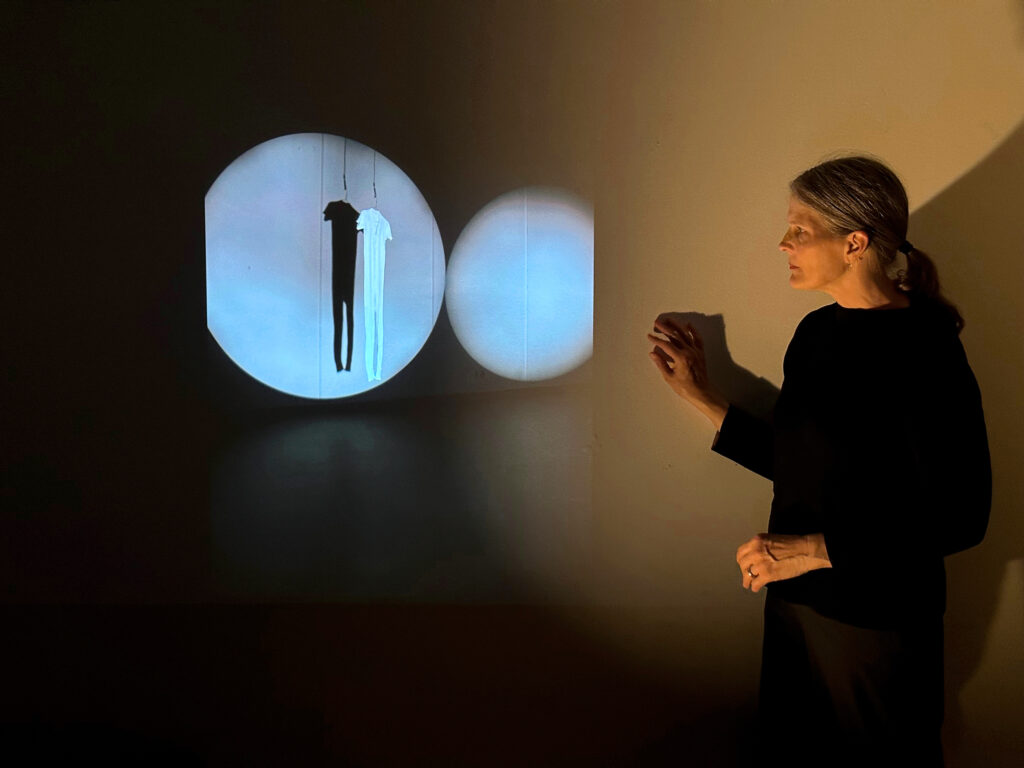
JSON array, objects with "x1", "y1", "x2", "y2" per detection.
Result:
[{"x1": 790, "y1": 155, "x2": 964, "y2": 334}]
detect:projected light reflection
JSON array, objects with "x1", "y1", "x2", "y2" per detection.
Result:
[
  {"x1": 205, "y1": 133, "x2": 445, "y2": 398},
  {"x1": 445, "y1": 188, "x2": 593, "y2": 381}
]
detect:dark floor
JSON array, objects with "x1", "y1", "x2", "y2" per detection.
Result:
[{"x1": 1, "y1": 604, "x2": 755, "y2": 766}]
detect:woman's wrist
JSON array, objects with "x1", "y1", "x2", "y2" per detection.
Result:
[
  {"x1": 802, "y1": 533, "x2": 831, "y2": 563},
  {"x1": 692, "y1": 391, "x2": 729, "y2": 431}
]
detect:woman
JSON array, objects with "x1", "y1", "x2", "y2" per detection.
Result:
[{"x1": 647, "y1": 156, "x2": 990, "y2": 763}]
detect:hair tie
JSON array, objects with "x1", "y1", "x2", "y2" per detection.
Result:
[{"x1": 898, "y1": 240, "x2": 915, "y2": 255}]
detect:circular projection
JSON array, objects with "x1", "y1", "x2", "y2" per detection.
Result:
[
  {"x1": 205, "y1": 133, "x2": 445, "y2": 398},
  {"x1": 446, "y1": 188, "x2": 593, "y2": 381}
]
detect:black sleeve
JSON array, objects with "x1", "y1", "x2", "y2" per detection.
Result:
[
  {"x1": 711, "y1": 404, "x2": 774, "y2": 481},
  {"x1": 821, "y1": 335, "x2": 991, "y2": 583},
  {"x1": 908, "y1": 336, "x2": 991, "y2": 556}
]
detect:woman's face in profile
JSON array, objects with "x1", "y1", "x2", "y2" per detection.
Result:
[{"x1": 779, "y1": 197, "x2": 847, "y2": 293}]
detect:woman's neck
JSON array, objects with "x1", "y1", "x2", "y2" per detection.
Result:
[{"x1": 828, "y1": 271, "x2": 910, "y2": 310}]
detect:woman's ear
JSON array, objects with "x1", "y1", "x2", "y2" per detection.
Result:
[{"x1": 845, "y1": 230, "x2": 870, "y2": 258}]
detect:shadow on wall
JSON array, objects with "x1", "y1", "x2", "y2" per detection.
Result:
[
  {"x1": 659, "y1": 312, "x2": 781, "y2": 421},
  {"x1": 908, "y1": 118, "x2": 1024, "y2": 756}
]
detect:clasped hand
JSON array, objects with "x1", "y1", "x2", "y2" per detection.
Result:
[{"x1": 736, "y1": 533, "x2": 831, "y2": 593}]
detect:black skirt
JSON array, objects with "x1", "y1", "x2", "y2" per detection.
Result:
[{"x1": 758, "y1": 593, "x2": 944, "y2": 765}]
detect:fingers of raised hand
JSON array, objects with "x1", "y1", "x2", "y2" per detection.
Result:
[
  {"x1": 650, "y1": 326, "x2": 684, "y2": 353},
  {"x1": 688, "y1": 325, "x2": 704, "y2": 351},
  {"x1": 647, "y1": 333, "x2": 676, "y2": 355},
  {"x1": 649, "y1": 345, "x2": 673, "y2": 377},
  {"x1": 654, "y1": 317, "x2": 695, "y2": 347},
  {"x1": 647, "y1": 334, "x2": 695, "y2": 373},
  {"x1": 654, "y1": 315, "x2": 704, "y2": 349},
  {"x1": 654, "y1": 312, "x2": 688, "y2": 333}
]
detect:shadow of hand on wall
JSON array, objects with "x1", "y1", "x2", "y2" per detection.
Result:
[
  {"x1": 909, "y1": 117, "x2": 1024, "y2": 757},
  {"x1": 655, "y1": 311, "x2": 780, "y2": 421}
]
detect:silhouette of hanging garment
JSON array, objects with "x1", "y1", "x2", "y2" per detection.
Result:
[
  {"x1": 357, "y1": 208, "x2": 392, "y2": 381},
  {"x1": 323, "y1": 200, "x2": 359, "y2": 372}
]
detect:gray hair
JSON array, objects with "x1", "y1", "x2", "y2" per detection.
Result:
[{"x1": 790, "y1": 155, "x2": 963, "y2": 333}]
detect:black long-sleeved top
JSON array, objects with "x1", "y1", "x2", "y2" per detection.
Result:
[{"x1": 713, "y1": 297, "x2": 991, "y2": 629}]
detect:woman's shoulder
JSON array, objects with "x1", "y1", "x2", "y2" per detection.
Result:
[
  {"x1": 786, "y1": 296, "x2": 967, "y2": 359},
  {"x1": 781, "y1": 305, "x2": 838, "y2": 370},
  {"x1": 793, "y1": 303, "x2": 836, "y2": 333},
  {"x1": 788, "y1": 303, "x2": 838, "y2": 347},
  {"x1": 901, "y1": 296, "x2": 965, "y2": 358},
  {"x1": 887, "y1": 298, "x2": 975, "y2": 391}
]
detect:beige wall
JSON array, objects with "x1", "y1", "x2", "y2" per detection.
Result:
[
  {"x1": 417, "y1": 1, "x2": 1024, "y2": 760},
  {"x1": 418, "y1": 1, "x2": 1024, "y2": 760},
  {"x1": 558, "y1": 0, "x2": 1024, "y2": 763}
]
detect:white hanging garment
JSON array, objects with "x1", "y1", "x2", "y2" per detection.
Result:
[{"x1": 356, "y1": 208, "x2": 392, "y2": 381}]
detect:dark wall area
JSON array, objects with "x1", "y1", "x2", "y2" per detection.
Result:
[
  {"x1": 0, "y1": 2, "x2": 656, "y2": 764},
  {"x1": 3, "y1": 0, "x2": 600, "y2": 603}
]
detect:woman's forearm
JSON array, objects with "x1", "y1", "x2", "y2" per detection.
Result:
[
  {"x1": 763, "y1": 533, "x2": 832, "y2": 567},
  {"x1": 803, "y1": 533, "x2": 830, "y2": 563},
  {"x1": 692, "y1": 391, "x2": 729, "y2": 432}
]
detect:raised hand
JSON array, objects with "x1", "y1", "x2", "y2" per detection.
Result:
[{"x1": 648, "y1": 314, "x2": 729, "y2": 428}]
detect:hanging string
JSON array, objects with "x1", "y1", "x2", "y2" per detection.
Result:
[
  {"x1": 343, "y1": 139, "x2": 348, "y2": 201},
  {"x1": 373, "y1": 151, "x2": 378, "y2": 208}
]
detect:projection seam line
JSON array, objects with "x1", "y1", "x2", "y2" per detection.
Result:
[
  {"x1": 318, "y1": 133, "x2": 324, "y2": 397},
  {"x1": 523, "y1": 189, "x2": 528, "y2": 380},
  {"x1": 431, "y1": 222, "x2": 435, "y2": 326}
]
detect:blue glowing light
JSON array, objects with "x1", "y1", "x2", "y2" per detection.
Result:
[
  {"x1": 205, "y1": 133, "x2": 445, "y2": 398},
  {"x1": 445, "y1": 188, "x2": 593, "y2": 381}
]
